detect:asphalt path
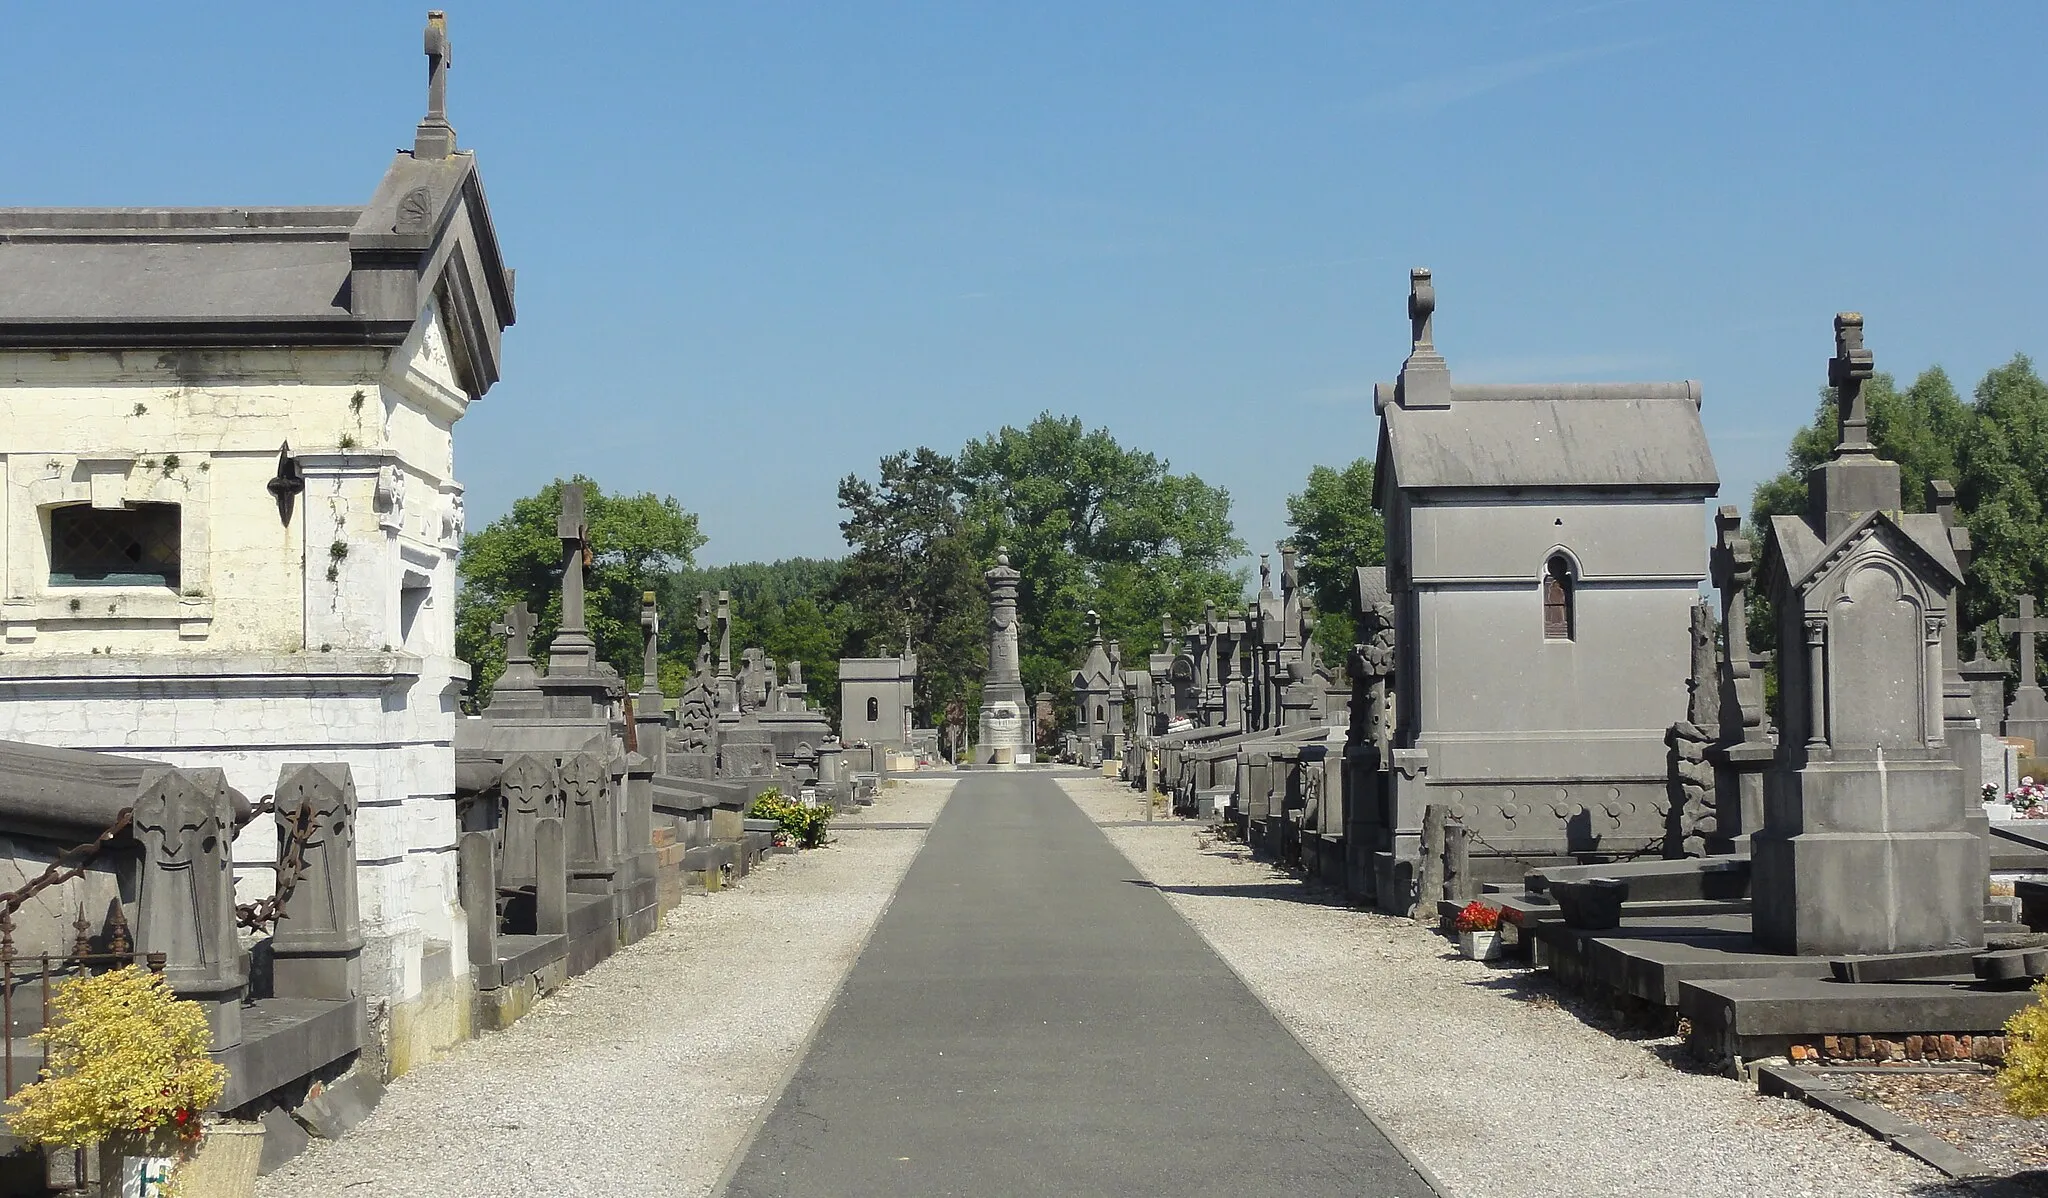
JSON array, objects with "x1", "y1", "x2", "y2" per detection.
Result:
[{"x1": 720, "y1": 771, "x2": 1435, "y2": 1198}]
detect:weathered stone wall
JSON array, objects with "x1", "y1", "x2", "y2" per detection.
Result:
[{"x1": 0, "y1": 310, "x2": 473, "y2": 1077}]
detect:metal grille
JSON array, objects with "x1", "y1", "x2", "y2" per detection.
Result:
[{"x1": 49, "y1": 503, "x2": 180, "y2": 588}]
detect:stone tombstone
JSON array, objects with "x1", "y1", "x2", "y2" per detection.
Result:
[
  {"x1": 2002, "y1": 596, "x2": 2048, "y2": 753},
  {"x1": 1962, "y1": 630, "x2": 2010, "y2": 754},
  {"x1": 636, "y1": 590, "x2": 667, "y2": 776},
  {"x1": 1709, "y1": 504, "x2": 1773, "y2": 849},
  {"x1": 496, "y1": 753, "x2": 558, "y2": 888},
  {"x1": 559, "y1": 750, "x2": 617, "y2": 892},
  {"x1": 269, "y1": 763, "x2": 363, "y2": 1001},
  {"x1": 1753, "y1": 314, "x2": 1979, "y2": 956},
  {"x1": 133, "y1": 766, "x2": 243, "y2": 1048},
  {"x1": 547, "y1": 484, "x2": 598, "y2": 674},
  {"x1": 1666, "y1": 599, "x2": 1720, "y2": 857}
]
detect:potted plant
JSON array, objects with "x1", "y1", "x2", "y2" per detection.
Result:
[
  {"x1": 1453, "y1": 901, "x2": 1503, "y2": 960},
  {"x1": 7, "y1": 965, "x2": 228, "y2": 1197}
]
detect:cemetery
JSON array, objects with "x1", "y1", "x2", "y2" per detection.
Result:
[{"x1": 2, "y1": 6, "x2": 2047, "y2": 1197}]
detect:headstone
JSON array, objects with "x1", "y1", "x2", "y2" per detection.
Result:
[
  {"x1": 496, "y1": 753, "x2": 557, "y2": 888},
  {"x1": 1752, "y1": 314, "x2": 1979, "y2": 956},
  {"x1": 268, "y1": 763, "x2": 363, "y2": 1003},
  {"x1": 2002, "y1": 596, "x2": 2048, "y2": 753},
  {"x1": 560, "y1": 751, "x2": 617, "y2": 895},
  {"x1": 133, "y1": 767, "x2": 244, "y2": 1050},
  {"x1": 546, "y1": 484, "x2": 598, "y2": 674}
]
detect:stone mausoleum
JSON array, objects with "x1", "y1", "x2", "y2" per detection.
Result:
[
  {"x1": 0, "y1": 15, "x2": 514, "y2": 1076},
  {"x1": 839, "y1": 649, "x2": 916, "y2": 748},
  {"x1": 1366, "y1": 268, "x2": 1718, "y2": 898}
]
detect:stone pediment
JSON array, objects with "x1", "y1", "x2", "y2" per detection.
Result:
[
  {"x1": 348, "y1": 150, "x2": 515, "y2": 399},
  {"x1": 1767, "y1": 508, "x2": 1961, "y2": 603}
]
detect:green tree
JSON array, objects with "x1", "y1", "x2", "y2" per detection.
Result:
[
  {"x1": 1284, "y1": 457, "x2": 1387, "y2": 665},
  {"x1": 662, "y1": 558, "x2": 850, "y2": 711},
  {"x1": 955, "y1": 413, "x2": 1245, "y2": 699},
  {"x1": 1959, "y1": 356, "x2": 2048, "y2": 640},
  {"x1": 457, "y1": 477, "x2": 705, "y2": 704},
  {"x1": 833, "y1": 447, "x2": 987, "y2": 737}
]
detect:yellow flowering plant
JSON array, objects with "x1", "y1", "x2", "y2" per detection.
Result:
[{"x1": 6, "y1": 965, "x2": 226, "y2": 1150}]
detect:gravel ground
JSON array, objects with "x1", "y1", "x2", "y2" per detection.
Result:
[
  {"x1": 258, "y1": 779, "x2": 953, "y2": 1198},
  {"x1": 1056, "y1": 771, "x2": 1163, "y2": 824},
  {"x1": 1064, "y1": 776, "x2": 1972, "y2": 1198},
  {"x1": 833, "y1": 773, "x2": 960, "y2": 826}
]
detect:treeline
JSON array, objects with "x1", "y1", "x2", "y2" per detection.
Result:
[
  {"x1": 1750, "y1": 355, "x2": 2048, "y2": 649},
  {"x1": 452, "y1": 419, "x2": 1394, "y2": 737}
]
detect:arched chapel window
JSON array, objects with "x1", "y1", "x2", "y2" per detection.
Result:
[
  {"x1": 1544, "y1": 555, "x2": 1575, "y2": 641},
  {"x1": 1096, "y1": 704, "x2": 1105, "y2": 723},
  {"x1": 866, "y1": 697, "x2": 879, "y2": 722}
]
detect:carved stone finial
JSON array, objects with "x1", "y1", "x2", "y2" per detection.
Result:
[
  {"x1": 1408, "y1": 267, "x2": 1435, "y2": 350},
  {"x1": 415, "y1": 11, "x2": 457, "y2": 160},
  {"x1": 1395, "y1": 266, "x2": 1454, "y2": 410},
  {"x1": 1829, "y1": 311, "x2": 1876, "y2": 457}
]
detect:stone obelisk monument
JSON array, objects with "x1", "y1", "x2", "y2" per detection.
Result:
[{"x1": 977, "y1": 549, "x2": 1031, "y2": 764}]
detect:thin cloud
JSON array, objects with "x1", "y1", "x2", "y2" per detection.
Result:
[{"x1": 1355, "y1": 38, "x2": 1662, "y2": 116}]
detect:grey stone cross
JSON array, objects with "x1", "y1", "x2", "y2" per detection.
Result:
[
  {"x1": 1408, "y1": 267, "x2": 1435, "y2": 350},
  {"x1": 558, "y1": 484, "x2": 589, "y2": 635},
  {"x1": 425, "y1": 12, "x2": 452, "y2": 120},
  {"x1": 415, "y1": 11, "x2": 457, "y2": 160},
  {"x1": 1829, "y1": 311, "x2": 1876, "y2": 456},
  {"x1": 494, "y1": 601, "x2": 535, "y2": 664},
  {"x1": 640, "y1": 591, "x2": 661, "y2": 693},
  {"x1": 2002, "y1": 595, "x2": 2045, "y2": 690}
]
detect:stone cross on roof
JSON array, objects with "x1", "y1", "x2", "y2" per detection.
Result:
[
  {"x1": 494, "y1": 600, "x2": 535, "y2": 664},
  {"x1": 1087, "y1": 609, "x2": 1102, "y2": 642},
  {"x1": 416, "y1": 10, "x2": 457, "y2": 160},
  {"x1": 1408, "y1": 267, "x2": 1435, "y2": 351},
  {"x1": 2002, "y1": 595, "x2": 2047, "y2": 690},
  {"x1": 1394, "y1": 267, "x2": 1454, "y2": 410},
  {"x1": 1829, "y1": 312, "x2": 1876, "y2": 457}
]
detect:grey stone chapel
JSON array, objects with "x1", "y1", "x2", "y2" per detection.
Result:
[{"x1": 1363, "y1": 268, "x2": 1719, "y2": 893}]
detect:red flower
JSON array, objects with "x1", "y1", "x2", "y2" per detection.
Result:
[{"x1": 1453, "y1": 901, "x2": 1500, "y2": 933}]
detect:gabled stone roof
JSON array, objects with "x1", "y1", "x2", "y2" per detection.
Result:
[
  {"x1": 0, "y1": 14, "x2": 515, "y2": 398},
  {"x1": 1765, "y1": 508, "x2": 1963, "y2": 597},
  {"x1": 1369, "y1": 268, "x2": 1718, "y2": 499},
  {"x1": 1375, "y1": 382, "x2": 1719, "y2": 492}
]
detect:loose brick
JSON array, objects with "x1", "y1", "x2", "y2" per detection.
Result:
[
  {"x1": 1857, "y1": 1035, "x2": 1877, "y2": 1058},
  {"x1": 1905, "y1": 1035, "x2": 1923, "y2": 1060}
]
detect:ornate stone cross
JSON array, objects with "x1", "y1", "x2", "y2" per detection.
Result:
[
  {"x1": 2002, "y1": 595, "x2": 2046, "y2": 690},
  {"x1": 1829, "y1": 311, "x2": 1876, "y2": 457}
]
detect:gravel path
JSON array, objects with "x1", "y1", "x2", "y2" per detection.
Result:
[
  {"x1": 258, "y1": 779, "x2": 953, "y2": 1198},
  {"x1": 1063, "y1": 776, "x2": 1971, "y2": 1198}
]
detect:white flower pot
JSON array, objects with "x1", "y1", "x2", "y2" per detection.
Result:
[{"x1": 1458, "y1": 930, "x2": 1501, "y2": 961}]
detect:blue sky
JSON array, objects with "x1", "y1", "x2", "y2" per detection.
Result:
[{"x1": 4, "y1": 3, "x2": 2042, "y2": 566}]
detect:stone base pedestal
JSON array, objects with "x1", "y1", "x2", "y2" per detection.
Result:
[{"x1": 1753, "y1": 755, "x2": 1983, "y2": 956}]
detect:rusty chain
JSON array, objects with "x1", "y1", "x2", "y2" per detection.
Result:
[{"x1": 235, "y1": 799, "x2": 315, "y2": 932}]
